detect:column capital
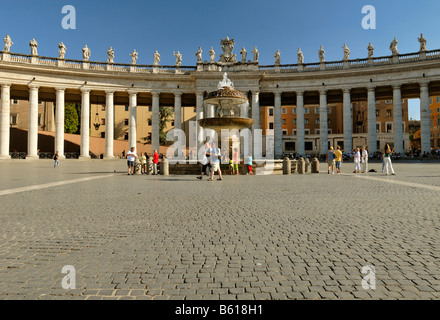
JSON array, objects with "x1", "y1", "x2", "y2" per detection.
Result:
[
  {"x1": 419, "y1": 81, "x2": 430, "y2": 88},
  {"x1": 105, "y1": 90, "x2": 115, "y2": 95},
  {"x1": 274, "y1": 90, "x2": 282, "y2": 97},
  {"x1": 392, "y1": 84, "x2": 402, "y2": 90},
  {"x1": 127, "y1": 89, "x2": 138, "y2": 96},
  {"x1": 151, "y1": 91, "x2": 161, "y2": 97},
  {"x1": 173, "y1": 91, "x2": 183, "y2": 97},
  {"x1": 319, "y1": 89, "x2": 327, "y2": 95},
  {"x1": 28, "y1": 84, "x2": 40, "y2": 90},
  {"x1": 0, "y1": 83, "x2": 11, "y2": 88},
  {"x1": 366, "y1": 86, "x2": 376, "y2": 92},
  {"x1": 342, "y1": 88, "x2": 351, "y2": 94},
  {"x1": 251, "y1": 90, "x2": 260, "y2": 95},
  {"x1": 55, "y1": 87, "x2": 66, "y2": 92},
  {"x1": 296, "y1": 90, "x2": 305, "y2": 96},
  {"x1": 80, "y1": 87, "x2": 91, "y2": 93}
]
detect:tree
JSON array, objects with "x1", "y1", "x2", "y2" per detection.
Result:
[
  {"x1": 149, "y1": 106, "x2": 174, "y2": 145},
  {"x1": 64, "y1": 103, "x2": 79, "y2": 134}
]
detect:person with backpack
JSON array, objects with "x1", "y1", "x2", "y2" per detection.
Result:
[
  {"x1": 53, "y1": 151, "x2": 60, "y2": 168},
  {"x1": 326, "y1": 147, "x2": 336, "y2": 174}
]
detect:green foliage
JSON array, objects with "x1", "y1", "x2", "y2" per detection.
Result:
[
  {"x1": 64, "y1": 103, "x2": 79, "y2": 134},
  {"x1": 159, "y1": 106, "x2": 174, "y2": 145}
]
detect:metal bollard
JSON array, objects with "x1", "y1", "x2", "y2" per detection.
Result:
[
  {"x1": 311, "y1": 157, "x2": 320, "y2": 173},
  {"x1": 283, "y1": 157, "x2": 291, "y2": 175},
  {"x1": 147, "y1": 157, "x2": 153, "y2": 175},
  {"x1": 160, "y1": 157, "x2": 169, "y2": 176},
  {"x1": 305, "y1": 158, "x2": 310, "y2": 173},
  {"x1": 298, "y1": 157, "x2": 305, "y2": 174}
]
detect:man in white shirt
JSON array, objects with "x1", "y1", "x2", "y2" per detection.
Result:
[
  {"x1": 126, "y1": 147, "x2": 137, "y2": 175},
  {"x1": 197, "y1": 142, "x2": 211, "y2": 180},
  {"x1": 361, "y1": 146, "x2": 369, "y2": 173}
]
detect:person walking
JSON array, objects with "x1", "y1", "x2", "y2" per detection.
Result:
[
  {"x1": 197, "y1": 141, "x2": 211, "y2": 180},
  {"x1": 361, "y1": 146, "x2": 369, "y2": 173},
  {"x1": 353, "y1": 148, "x2": 361, "y2": 173},
  {"x1": 334, "y1": 146, "x2": 343, "y2": 173},
  {"x1": 53, "y1": 151, "x2": 60, "y2": 168},
  {"x1": 152, "y1": 149, "x2": 159, "y2": 175},
  {"x1": 140, "y1": 152, "x2": 147, "y2": 174},
  {"x1": 383, "y1": 144, "x2": 396, "y2": 176},
  {"x1": 126, "y1": 147, "x2": 137, "y2": 175},
  {"x1": 232, "y1": 147, "x2": 240, "y2": 175},
  {"x1": 209, "y1": 142, "x2": 223, "y2": 181},
  {"x1": 326, "y1": 147, "x2": 336, "y2": 174},
  {"x1": 245, "y1": 154, "x2": 254, "y2": 175}
]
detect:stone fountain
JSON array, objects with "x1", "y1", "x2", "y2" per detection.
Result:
[{"x1": 198, "y1": 73, "x2": 254, "y2": 149}]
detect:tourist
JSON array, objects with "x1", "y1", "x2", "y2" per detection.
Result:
[
  {"x1": 361, "y1": 146, "x2": 369, "y2": 173},
  {"x1": 53, "y1": 151, "x2": 60, "y2": 168},
  {"x1": 209, "y1": 142, "x2": 223, "y2": 181},
  {"x1": 334, "y1": 146, "x2": 343, "y2": 173},
  {"x1": 140, "y1": 152, "x2": 147, "y2": 174},
  {"x1": 326, "y1": 146, "x2": 336, "y2": 174},
  {"x1": 245, "y1": 154, "x2": 253, "y2": 175},
  {"x1": 197, "y1": 141, "x2": 211, "y2": 180},
  {"x1": 353, "y1": 148, "x2": 361, "y2": 173},
  {"x1": 383, "y1": 144, "x2": 396, "y2": 176},
  {"x1": 232, "y1": 147, "x2": 240, "y2": 175},
  {"x1": 126, "y1": 147, "x2": 137, "y2": 175},
  {"x1": 152, "y1": 149, "x2": 159, "y2": 175}
]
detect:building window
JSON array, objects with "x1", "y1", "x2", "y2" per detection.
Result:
[
  {"x1": 385, "y1": 100, "x2": 392, "y2": 104},
  {"x1": 282, "y1": 119, "x2": 286, "y2": 125},
  {"x1": 282, "y1": 108, "x2": 287, "y2": 114},
  {"x1": 171, "y1": 120, "x2": 175, "y2": 126},
  {"x1": 305, "y1": 141, "x2": 313, "y2": 150},
  {"x1": 316, "y1": 129, "x2": 320, "y2": 134},
  {"x1": 10, "y1": 114, "x2": 17, "y2": 125},
  {"x1": 436, "y1": 107, "x2": 440, "y2": 113},
  {"x1": 293, "y1": 119, "x2": 297, "y2": 125},
  {"x1": 304, "y1": 129, "x2": 310, "y2": 135},
  {"x1": 386, "y1": 123, "x2": 393, "y2": 133},
  {"x1": 328, "y1": 119, "x2": 331, "y2": 125},
  {"x1": 293, "y1": 130, "x2": 297, "y2": 136},
  {"x1": 150, "y1": 106, "x2": 153, "y2": 112},
  {"x1": 124, "y1": 133, "x2": 129, "y2": 140},
  {"x1": 124, "y1": 119, "x2": 129, "y2": 126},
  {"x1": 101, "y1": 105, "x2": 106, "y2": 111},
  {"x1": 304, "y1": 119, "x2": 309, "y2": 125},
  {"x1": 315, "y1": 119, "x2": 320, "y2": 125},
  {"x1": 101, "y1": 118, "x2": 105, "y2": 125},
  {"x1": 269, "y1": 122, "x2": 274, "y2": 129},
  {"x1": 386, "y1": 109, "x2": 392, "y2": 117},
  {"x1": 101, "y1": 132, "x2": 105, "y2": 138},
  {"x1": 292, "y1": 108, "x2": 296, "y2": 114},
  {"x1": 304, "y1": 108, "x2": 309, "y2": 114},
  {"x1": 269, "y1": 108, "x2": 274, "y2": 116},
  {"x1": 436, "y1": 97, "x2": 440, "y2": 103},
  {"x1": 38, "y1": 114, "x2": 42, "y2": 125},
  {"x1": 376, "y1": 123, "x2": 381, "y2": 133},
  {"x1": 376, "y1": 110, "x2": 379, "y2": 117},
  {"x1": 282, "y1": 130, "x2": 287, "y2": 135},
  {"x1": 314, "y1": 107, "x2": 319, "y2": 114},
  {"x1": 429, "y1": 98, "x2": 433, "y2": 104},
  {"x1": 328, "y1": 129, "x2": 332, "y2": 134},
  {"x1": 148, "y1": 119, "x2": 152, "y2": 126},
  {"x1": 328, "y1": 107, "x2": 332, "y2": 114},
  {"x1": 125, "y1": 105, "x2": 129, "y2": 112},
  {"x1": 285, "y1": 141, "x2": 295, "y2": 151},
  {"x1": 12, "y1": 99, "x2": 18, "y2": 105},
  {"x1": 437, "y1": 118, "x2": 440, "y2": 126}
]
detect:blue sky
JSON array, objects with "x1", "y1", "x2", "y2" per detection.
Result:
[{"x1": 1, "y1": 0, "x2": 438, "y2": 119}]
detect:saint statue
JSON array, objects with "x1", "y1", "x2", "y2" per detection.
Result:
[
  {"x1": 82, "y1": 45, "x2": 91, "y2": 61},
  {"x1": 297, "y1": 48, "x2": 304, "y2": 64},
  {"x1": 153, "y1": 50, "x2": 160, "y2": 65},
  {"x1": 3, "y1": 34, "x2": 13, "y2": 52},
  {"x1": 174, "y1": 51, "x2": 182, "y2": 66},
  {"x1": 209, "y1": 47, "x2": 215, "y2": 63},
  {"x1": 195, "y1": 47, "x2": 202, "y2": 63},
  {"x1": 318, "y1": 45, "x2": 325, "y2": 63},
  {"x1": 58, "y1": 42, "x2": 66, "y2": 59},
  {"x1": 29, "y1": 38, "x2": 38, "y2": 56},
  {"x1": 390, "y1": 37, "x2": 399, "y2": 55},
  {"x1": 342, "y1": 43, "x2": 350, "y2": 61},
  {"x1": 418, "y1": 33, "x2": 427, "y2": 52},
  {"x1": 252, "y1": 46, "x2": 259, "y2": 63},
  {"x1": 367, "y1": 42, "x2": 374, "y2": 58},
  {"x1": 107, "y1": 47, "x2": 115, "y2": 63},
  {"x1": 219, "y1": 36, "x2": 237, "y2": 63},
  {"x1": 240, "y1": 47, "x2": 247, "y2": 63},
  {"x1": 130, "y1": 49, "x2": 138, "y2": 65},
  {"x1": 274, "y1": 50, "x2": 281, "y2": 65}
]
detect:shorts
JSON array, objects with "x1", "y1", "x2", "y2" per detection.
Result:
[
  {"x1": 327, "y1": 160, "x2": 335, "y2": 166},
  {"x1": 202, "y1": 164, "x2": 210, "y2": 174},
  {"x1": 335, "y1": 161, "x2": 341, "y2": 170},
  {"x1": 247, "y1": 165, "x2": 253, "y2": 173},
  {"x1": 233, "y1": 164, "x2": 239, "y2": 171},
  {"x1": 127, "y1": 160, "x2": 135, "y2": 167},
  {"x1": 211, "y1": 162, "x2": 220, "y2": 172}
]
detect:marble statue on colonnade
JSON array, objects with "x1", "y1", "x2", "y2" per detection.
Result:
[
  {"x1": 173, "y1": 51, "x2": 182, "y2": 66},
  {"x1": 195, "y1": 47, "x2": 202, "y2": 63},
  {"x1": 318, "y1": 45, "x2": 325, "y2": 62},
  {"x1": 107, "y1": 47, "x2": 115, "y2": 63},
  {"x1": 153, "y1": 50, "x2": 160, "y2": 65},
  {"x1": 82, "y1": 45, "x2": 91, "y2": 61},
  {"x1": 274, "y1": 50, "x2": 281, "y2": 65},
  {"x1": 3, "y1": 34, "x2": 13, "y2": 52},
  {"x1": 390, "y1": 37, "x2": 399, "y2": 55},
  {"x1": 240, "y1": 47, "x2": 247, "y2": 63},
  {"x1": 342, "y1": 43, "x2": 350, "y2": 61},
  {"x1": 219, "y1": 36, "x2": 237, "y2": 63},
  {"x1": 209, "y1": 47, "x2": 215, "y2": 63},
  {"x1": 29, "y1": 38, "x2": 38, "y2": 56},
  {"x1": 418, "y1": 33, "x2": 427, "y2": 52},
  {"x1": 130, "y1": 49, "x2": 138, "y2": 64},
  {"x1": 252, "y1": 46, "x2": 259, "y2": 63},
  {"x1": 297, "y1": 48, "x2": 304, "y2": 64},
  {"x1": 58, "y1": 42, "x2": 66, "y2": 59},
  {"x1": 367, "y1": 42, "x2": 374, "y2": 58}
]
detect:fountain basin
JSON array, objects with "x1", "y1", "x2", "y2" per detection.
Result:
[{"x1": 198, "y1": 117, "x2": 254, "y2": 132}]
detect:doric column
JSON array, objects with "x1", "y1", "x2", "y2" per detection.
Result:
[
  {"x1": 196, "y1": 91, "x2": 204, "y2": 145},
  {"x1": 420, "y1": 82, "x2": 431, "y2": 154},
  {"x1": 367, "y1": 87, "x2": 377, "y2": 153},
  {"x1": 80, "y1": 88, "x2": 90, "y2": 159},
  {"x1": 152, "y1": 91, "x2": 160, "y2": 154},
  {"x1": 274, "y1": 91, "x2": 283, "y2": 158},
  {"x1": 393, "y1": 85, "x2": 404, "y2": 154},
  {"x1": 342, "y1": 89, "x2": 352, "y2": 153},
  {"x1": 174, "y1": 92, "x2": 182, "y2": 132},
  {"x1": 319, "y1": 89, "x2": 328, "y2": 154},
  {"x1": 128, "y1": 91, "x2": 137, "y2": 150},
  {"x1": 55, "y1": 88, "x2": 65, "y2": 158},
  {"x1": 296, "y1": 91, "x2": 305, "y2": 156},
  {"x1": 104, "y1": 91, "x2": 115, "y2": 159},
  {"x1": 251, "y1": 91, "x2": 260, "y2": 132},
  {"x1": 0, "y1": 84, "x2": 11, "y2": 159},
  {"x1": 27, "y1": 85, "x2": 39, "y2": 159}
]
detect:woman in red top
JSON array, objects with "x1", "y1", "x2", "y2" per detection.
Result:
[{"x1": 153, "y1": 149, "x2": 159, "y2": 175}]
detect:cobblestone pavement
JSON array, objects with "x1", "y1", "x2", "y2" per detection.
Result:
[{"x1": 0, "y1": 160, "x2": 439, "y2": 300}]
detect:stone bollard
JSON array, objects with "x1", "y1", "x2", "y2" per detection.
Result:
[
  {"x1": 298, "y1": 157, "x2": 305, "y2": 174},
  {"x1": 134, "y1": 158, "x2": 142, "y2": 175},
  {"x1": 305, "y1": 158, "x2": 311, "y2": 173},
  {"x1": 291, "y1": 159, "x2": 298, "y2": 174},
  {"x1": 160, "y1": 157, "x2": 169, "y2": 176},
  {"x1": 312, "y1": 157, "x2": 320, "y2": 173},
  {"x1": 283, "y1": 157, "x2": 291, "y2": 175},
  {"x1": 147, "y1": 157, "x2": 153, "y2": 175}
]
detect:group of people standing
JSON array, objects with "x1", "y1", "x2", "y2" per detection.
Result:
[
  {"x1": 326, "y1": 144, "x2": 396, "y2": 176},
  {"x1": 126, "y1": 147, "x2": 160, "y2": 175}
]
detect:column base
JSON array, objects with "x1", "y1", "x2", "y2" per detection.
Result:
[
  {"x1": 104, "y1": 155, "x2": 116, "y2": 160},
  {"x1": 0, "y1": 155, "x2": 11, "y2": 160},
  {"x1": 79, "y1": 155, "x2": 91, "y2": 160},
  {"x1": 25, "y1": 155, "x2": 39, "y2": 160}
]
